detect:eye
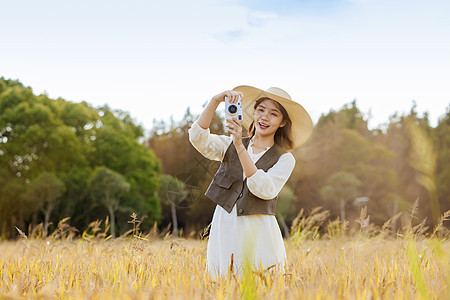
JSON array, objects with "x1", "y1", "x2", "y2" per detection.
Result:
[{"x1": 257, "y1": 108, "x2": 264, "y2": 112}]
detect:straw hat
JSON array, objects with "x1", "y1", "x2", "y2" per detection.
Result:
[{"x1": 233, "y1": 85, "x2": 313, "y2": 149}]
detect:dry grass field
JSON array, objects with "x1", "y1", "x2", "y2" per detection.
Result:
[{"x1": 1, "y1": 209, "x2": 449, "y2": 299}]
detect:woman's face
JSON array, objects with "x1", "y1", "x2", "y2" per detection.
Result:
[{"x1": 253, "y1": 99, "x2": 286, "y2": 137}]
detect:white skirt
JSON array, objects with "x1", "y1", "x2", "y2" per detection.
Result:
[{"x1": 206, "y1": 204, "x2": 287, "y2": 278}]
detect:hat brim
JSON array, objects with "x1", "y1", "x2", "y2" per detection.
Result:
[{"x1": 233, "y1": 85, "x2": 313, "y2": 149}]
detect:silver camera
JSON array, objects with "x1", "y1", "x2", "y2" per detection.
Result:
[{"x1": 225, "y1": 96, "x2": 243, "y2": 122}]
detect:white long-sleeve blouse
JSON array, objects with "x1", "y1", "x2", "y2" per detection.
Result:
[{"x1": 188, "y1": 120, "x2": 295, "y2": 200}]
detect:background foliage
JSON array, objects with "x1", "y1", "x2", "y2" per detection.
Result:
[
  {"x1": 1, "y1": 77, "x2": 449, "y2": 238},
  {"x1": 149, "y1": 98, "x2": 450, "y2": 235},
  {"x1": 0, "y1": 78, "x2": 161, "y2": 238}
]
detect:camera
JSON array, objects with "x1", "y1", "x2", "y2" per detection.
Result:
[{"x1": 225, "y1": 96, "x2": 243, "y2": 122}]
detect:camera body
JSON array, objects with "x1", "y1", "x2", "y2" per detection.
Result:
[{"x1": 225, "y1": 96, "x2": 243, "y2": 123}]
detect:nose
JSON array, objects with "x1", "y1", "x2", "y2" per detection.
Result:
[{"x1": 260, "y1": 111, "x2": 269, "y2": 121}]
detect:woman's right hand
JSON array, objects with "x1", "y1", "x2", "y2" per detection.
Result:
[{"x1": 211, "y1": 90, "x2": 244, "y2": 105}]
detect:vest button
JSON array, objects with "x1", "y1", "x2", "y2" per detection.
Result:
[{"x1": 238, "y1": 208, "x2": 244, "y2": 214}]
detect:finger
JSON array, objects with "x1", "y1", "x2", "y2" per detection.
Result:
[
  {"x1": 232, "y1": 92, "x2": 240, "y2": 103},
  {"x1": 226, "y1": 92, "x2": 232, "y2": 103},
  {"x1": 224, "y1": 90, "x2": 232, "y2": 101},
  {"x1": 233, "y1": 92, "x2": 242, "y2": 102}
]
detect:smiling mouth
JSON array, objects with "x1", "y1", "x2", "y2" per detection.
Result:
[{"x1": 259, "y1": 122, "x2": 269, "y2": 129}]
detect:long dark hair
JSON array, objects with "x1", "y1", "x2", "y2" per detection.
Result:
[{"x1": 248, "y1": 97, "x2": 294, "y2": 151}]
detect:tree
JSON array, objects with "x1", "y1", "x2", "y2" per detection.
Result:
[
  {"x1": 0, "y1": 173, "x2": 27, "y2": 237},
  {"x1": 91, "y1": 106, "x2": 162, "y2": 230},
  {"x1": 0, "y1": 78, "x2": 162, "y2": 237},
  {"x1": 149, "y1": 106, "x2": 224, "y2": 233},
  {"x1": 384, "y1": 106, "x2": 442, "y2": 226},
  {"x1": 276, "y1": 185, "x2": 296, "y2": 237},
  {"x1": 89, "y1": 167, "x2": 130, "y2": 238},
  {"x1": 320, "y1": 171, "x2": 361, "y2": 223},
  {"x1": 433, "y1": 108, "x2": 450, "y2": 215},
  {"x1": 57, "y1": 167, "x2": 91, "y2": 225},
  {"x1": 158, "y1": 174, "x2": 189, "y2": 237},
  {"x1": 25, "y1": 172, "x2": 66, "y2": 236},
  {"x1": 406, "y1": 118, "x2": 440, "y2": 225},
  {"x1": 294, "y1": 102, "x2": 401, "y2": 224}
]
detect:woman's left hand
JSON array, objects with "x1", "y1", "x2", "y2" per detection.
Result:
[{"x1": 226, "y1": 118, "x2": 243, "y2": 147}]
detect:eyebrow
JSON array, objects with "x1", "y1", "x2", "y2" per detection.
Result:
[{"x1": 258, "y1": 104, "x2": 281, "y2": 114}]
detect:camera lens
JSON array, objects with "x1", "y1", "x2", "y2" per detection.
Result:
[{"x1": 228, "y1": 105, "x2": 237, "y2": 114}]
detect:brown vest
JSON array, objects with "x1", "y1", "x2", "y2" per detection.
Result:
[{"x1": 205, "y1": 137, "x2": 286, "y2": 216}]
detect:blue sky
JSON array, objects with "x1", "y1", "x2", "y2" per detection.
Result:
[{"x1": 1, "y1": 0, "x2": 449, "y2": 132}]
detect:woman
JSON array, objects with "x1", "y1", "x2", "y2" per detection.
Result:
[{"x1": 188, "y1": 85, "x2": 313, "y2": 278}]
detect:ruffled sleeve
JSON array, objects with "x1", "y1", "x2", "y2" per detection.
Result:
[
  {"x1": 246, "y1": 152, "x2": 296, "y2": 200},
  {"x1": 188, "y1": 120, "x2": 232, "y2": 162}
]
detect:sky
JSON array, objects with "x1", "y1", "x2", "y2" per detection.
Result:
[{"x1": 1, "y1": 0, "x2": 449, "y2": 133}]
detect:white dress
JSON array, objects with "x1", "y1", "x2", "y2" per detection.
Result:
[{"x1": 188, "y1": 120, "x2": 296, "y2": 278}]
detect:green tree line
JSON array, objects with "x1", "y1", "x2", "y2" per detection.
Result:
[
  {"x1": 150, "y1": 102, "x2": 450, "y2": 235},
  {"x1": 1, "y1": 77, "x2": 449, "y2": 238},
  {"x1": 0, "y1": 78, "x2": 161, "y2": 238}
]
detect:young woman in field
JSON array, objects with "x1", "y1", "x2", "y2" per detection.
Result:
[{"x1": 188, "y1": 85, "x2": 313, "y2": 278}]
